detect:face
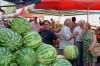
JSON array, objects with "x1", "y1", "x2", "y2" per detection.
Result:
[
  {"x1": 83, "y1": 23, "x2": 89, "y2": 31},
  {"x1": 80, "y1": 23, "x2": 84, "y2": 29},
  {"x1": 43, "y1": 22, "x2": 50, "y2": 29}
]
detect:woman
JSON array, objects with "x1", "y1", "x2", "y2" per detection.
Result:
[
  {"x1": 59, "y1": 18, "x2": 74, "y2": 54},
  {"x1": 82, "y1": 23, "x2": 97, "y2": 66}
]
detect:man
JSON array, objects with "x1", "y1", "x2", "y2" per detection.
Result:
[
  {"x1": 39, "y1": 20, "x2": 57, "y2": 46},
  {"x1": 71, "y1": 17, "x2": 78, "y2": 33},
  {"x1": 59, "y1": 18, "x2": 74, "y2": 55}
]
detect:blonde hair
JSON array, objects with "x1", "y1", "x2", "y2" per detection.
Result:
[
  {"x1": 78, "y1": 20, "x2": 85, "y2": 25},
  {"x1": 84, "y1": 22, "x2": 91, "y2": 29}
]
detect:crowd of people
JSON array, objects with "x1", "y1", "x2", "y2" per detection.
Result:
[
  {"x1": 0, "y1": 7, "x2": 100, "y2": 66},
  {"x1": 29, "y1": 17, "x2": 100, "y2": 66},
  {"x1": 31, "y1": 17, "x2": 100, "y2": 66}
]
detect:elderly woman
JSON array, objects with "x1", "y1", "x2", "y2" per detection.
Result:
[
  {"x1": 82, "y1": 23, "x2": 97, "y2": 66},
  {"x1": 59, "y1": 18, "x2": 74, "y2": 54}
]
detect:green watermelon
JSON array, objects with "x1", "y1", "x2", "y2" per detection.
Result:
[
  {"x1": 0, "y1": 47, "x2": 12, "y2": 66},
  {"x1": 0, "y1": 28, "x2": 22, "y2": 51},
  {"x1": 15, "y1": 48, "x2": 36, "y2": 66},
  {"x1": 36, "y1": 64, "x2": 48, "y2": 66},
  {"x1": 10, "y1": 63, "x2": 17, "y2": 66},
  {"x1": 36, "y1": 44, "x2": 57, "y2": 65},
  {"x1": 11, "y1": 18, "x2": 31, "y2": 34},
  {"x1": 64, "y1": 45, "x2": 79, "y2": 60},
  {"x1": 52, "y1": 59, "x2": 72, "y2": 66},
  {"x1": 23, "y1": 31, "x2": 42, "y2": 49}
]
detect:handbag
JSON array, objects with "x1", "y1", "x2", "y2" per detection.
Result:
[
  {"x1": 88, "y1": 31, "x2": 100, "y2": 56},
  {"x1": 89, "y1": 43, "x2": 100, "y2": 56}
]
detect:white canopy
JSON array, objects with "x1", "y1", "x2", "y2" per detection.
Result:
[{"x1": 0, "y1": 0, "x2": 15, "y2": 6}]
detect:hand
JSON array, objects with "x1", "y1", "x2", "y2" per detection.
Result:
[{"x1": 88, "y1": 45, "x2": 94, "y2": 51}]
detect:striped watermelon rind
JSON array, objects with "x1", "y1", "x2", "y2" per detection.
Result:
[
  {"x1": 35, "y1": 63, "x2": 48, "y2": 66},
  {"x1": 0, "y1": 28, "x2": 22, "y2": 51},
  {"x1": 15, "y1": 48, "x2": 36, "y2": 66},
  {"x1": 64, "y1": 45, "x2": 79, "y2": 60},
  {"x1": 11, "y1": 18, "x2": 31, "y2": 34},
  {"x1": 23, "y1": 31, "x2": 42, "y2": 49},
  {"x1": 0, "y1": 47, "x2": 13, "y2": 66},
  {"x1": 36, "y1": 44, "x2": 57, "y2": 65},
  {"x1": 52, "y1": 59, "x2": 72, "y2": 66}
]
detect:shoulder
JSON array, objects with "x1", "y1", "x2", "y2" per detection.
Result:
[
  {"x1": 89, "y1": 30, "x2": 95, "y2": 34},
  {"x1": 73, "y1": 26, "x2": 80, "y2": 32},
  {"x1": 74, "y1": 26, "x2": 80, "y2": 30}
]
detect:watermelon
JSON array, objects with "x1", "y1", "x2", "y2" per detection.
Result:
[
  {"x1": 10, "y1": 63, "x2": 17, "y2": 66},
  {"x1": 0, "y1": 28, "x2": 22, "y2": 51},
  {"x1": 15, "y1": 48, "x2": 36, "y2": 66},
  {"x1": 11, "y1": 18, "x2": 31, "y2": 34},
  {"x1": 52, "y1": 59, "x2": 72, "y2": 66},
  {"x1": 0, "y1": 47, "x2": 12, "y2": 66},
  {"x1": 36, "y1": 64, "x2": 48, "y2": 66},
  {"x1": 23, "y1": 31, "x2": 42, "y2": 49},
  {"x1": 36, "y1": 44, "x2": 57, "y2": 65},
  {"x1": 64, "y1": 45, "x2": 79, "y2": 60}
]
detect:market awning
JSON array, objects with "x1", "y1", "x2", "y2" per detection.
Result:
[
  {"x1": 35, "y1": 0, "x2": 100, "y2": 10},
  {"x1": 32, "y1": 9, "x2": 100, "y2": 16}
]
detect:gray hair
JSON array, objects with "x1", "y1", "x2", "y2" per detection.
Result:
[
  {"x1": 78, "y1": 20, "x2": 85, "y2": 25},
  {"x1": 64, "y1": 18, "x2": 72, "y2": 26}
]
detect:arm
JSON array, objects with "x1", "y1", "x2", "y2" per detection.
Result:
[
  {"x1": 67, "y1": 27, "x2": 79, "y2": 41},
  {"x1": 67, "y1": 32, "x2": 78, "y2": 41},
  {"x1": 91, "y1": 34, "x2": 97, "y2": 47}
]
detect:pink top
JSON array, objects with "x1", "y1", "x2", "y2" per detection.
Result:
[{"x1": 31, "y1": 22, "x2": 41, "y2": 32}]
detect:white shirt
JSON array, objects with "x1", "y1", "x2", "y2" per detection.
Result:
[
  {"x1": 73, "y1": 26, "x2": 83, "y2": 42},
  {"x1": 59, "y1": 26, "x2": 74, "y2": 49}
]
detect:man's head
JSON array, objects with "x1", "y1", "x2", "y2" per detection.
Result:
[
  {"x1": 51, "y1": 18, "x2": 53, "y2": 21},
  {"x1": 72, "y1": 17, "x2": 76, "y2": 23},
  {"x1": 30, "y1": 17, "x2": 37, "y2": 23},
  {"x1": 43, "y1": 20, "x2": 50, "y2": 30}
]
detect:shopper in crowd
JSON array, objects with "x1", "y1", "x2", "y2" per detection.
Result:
[
  {"x1": 82, "y1": 23, "x2": 97, "y2": 66},
  {"x1": 39, "y1": 20, "x2": 57, "y2": 46},
  {"x1": 39, "y1": 19, "x2": 43, "y2": 26},
  {"x1": 50, "y1": 18, "x2": 57, "y2": 31},
  {"x1": 73, "y1": 20, "x2": 85, "y2": 66},
  {"x1": 29, "y1": 17, "x2": 41, "y2": 32},
  {"x1": 3, "y1": 19, "x2": 11, "y2": 28},
  {"x1": 71, "y1": 17, "x2": 77, "y2": 33},
  {"x1": 59, "y1": 18, "x2": 74, "y2": 54}
]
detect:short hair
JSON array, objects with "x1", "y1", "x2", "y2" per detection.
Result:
[
  {"x1": 64, "y1": 18, "x2": 72, "y2": 26},
  {"x1": 43, "y1": 20, "x2": 50, "y2": 25},
  {"x1": 72, "y1": 17, "x2": 76, "y2": 22},
  {"x1": 78, "y1": 20, "x2": 85, "y2": 25}
]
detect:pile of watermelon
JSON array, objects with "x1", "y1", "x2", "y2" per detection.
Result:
[{"x1": 0, "y1": 18, "x2": 73, "y2": 66}]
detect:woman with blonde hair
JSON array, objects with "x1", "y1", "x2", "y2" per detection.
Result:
[{"x1": 82, "y1": 23, "x2": 97, "y2": 66}]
